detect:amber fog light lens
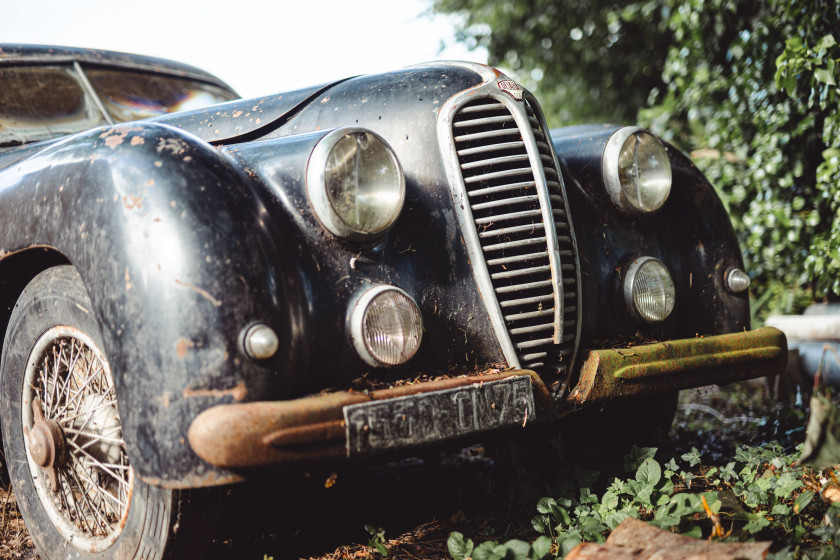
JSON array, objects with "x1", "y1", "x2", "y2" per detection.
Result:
[
  {"x1": 624, "y1": 257, "x2": 675, "y2": 323},
  {"x1": 604, "y1": 127, "x2": 672, "y2": 213},
  {"x1": 351, "y1": 286, "x2": 423, "y2": 367}
]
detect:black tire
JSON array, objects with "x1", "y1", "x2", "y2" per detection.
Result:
[{"x1": 0, "y1": 266, "x2": 216, "y2": 560}]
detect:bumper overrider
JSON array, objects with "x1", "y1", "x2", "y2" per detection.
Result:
[{"x1": 188, "y1": 327, "x2": 786, "y2": 470}]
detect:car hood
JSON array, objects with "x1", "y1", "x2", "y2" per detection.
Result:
[{"x1": 150, "y1": 79, "x2": 349, "y2": 145}]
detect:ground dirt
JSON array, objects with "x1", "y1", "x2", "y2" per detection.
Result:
[{"x1": 0, "y1": 377, "x2": 796, "y2": 560}]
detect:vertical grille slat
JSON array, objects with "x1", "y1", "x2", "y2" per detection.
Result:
[{"x1": 451, "y1": 96, "x2": 581, "y2": 372}]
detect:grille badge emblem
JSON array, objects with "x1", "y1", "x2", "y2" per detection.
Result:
[{"x1": 497, "y1": 80, "x2": 524, "y2": 100}]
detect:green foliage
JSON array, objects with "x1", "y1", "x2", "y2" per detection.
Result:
[
  {"x1": 643, "y1": 1, "x2": 840, "y2": 307},
  {"x1": 364, "y1": 525, "x2": 389, "y2": 557},
  {"x1": 448, "y1": 531, "x2": 552, "y2": 560},
  {"x1": 448, "y1": 443, "x2": 840, "y2": 559},
  {"x1": 433, "y1": 0, "x2": 840, "y2": 306},
  {"x1": 432, "y1": 0, "x2": 670, "y2": 124}
]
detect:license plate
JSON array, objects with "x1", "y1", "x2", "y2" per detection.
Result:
[{"x1": 343, "y1": 375, "x2": 536, "y2": 457}]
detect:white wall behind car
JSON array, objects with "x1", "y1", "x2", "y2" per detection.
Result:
[{"x1": 0, "y1": 0, "x2": 488, "y2": 98}]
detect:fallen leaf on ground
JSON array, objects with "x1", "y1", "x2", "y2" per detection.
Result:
[{"x1": 565, "y1": 518, "x2": 771, "y2": 560}]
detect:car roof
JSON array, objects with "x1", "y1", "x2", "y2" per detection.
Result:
[{"x1": 0, "y1": 44, "x2": 236, "y2": 94}]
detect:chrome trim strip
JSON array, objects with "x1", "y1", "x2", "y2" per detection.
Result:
[{"x1": 525, "y1": 94, "x2": 583, "y2": 387}]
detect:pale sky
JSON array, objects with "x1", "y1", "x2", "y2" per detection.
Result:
[{"x1": 1, "y1": 0, "x2": 488, "y2": 98}]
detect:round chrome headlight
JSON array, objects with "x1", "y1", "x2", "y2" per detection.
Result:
[
  {"x1": 350, "y1": 286, "x2": 423, "y2": 367},
  {"x1": 308, "y1": 128, "x2": 405, "y2": 240},
  {"x1": 603, "y1": 127, "x2": 672, "y2": 214},
  {"x1": 624, "y1": 257, "x2": 676, "y2": 323}
]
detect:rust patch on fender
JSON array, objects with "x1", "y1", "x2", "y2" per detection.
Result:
[
  {"x1": 174, "y1": 278, "x2": 221, "y2": 306},
  {"x1": 175, "y1": 337, "x2": 194, "y2": 359},
  {"x1": 123, "y1": 195, "x2": 143, "y2": 210},
  {"x1": 130, "y1": 136, "x2": 145, "y2": 146},
  {"x1": 182, "y1": 380, "x2": 247, "y2": 402},
  {"x1": 104, "y1": 130, "x2": 128, "y2": 149}
]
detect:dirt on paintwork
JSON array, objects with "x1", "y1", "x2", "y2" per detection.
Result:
[{"x1": 0, "y1": 377, "x2": 802, "y2": 560}]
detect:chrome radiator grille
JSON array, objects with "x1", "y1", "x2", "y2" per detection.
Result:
[{"x1": 452, "y1": 97, "x2": 579, "y2": 371}]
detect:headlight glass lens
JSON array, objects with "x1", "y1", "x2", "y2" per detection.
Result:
[
  {"x1": 625, "y1": 257, "x2": 675, "y2": 322},
  {"x1": 604, "y1": 128, "x2": 672, "y2": 214},
  {"x1": 617, "y1": 132, "x2": 672, "y2": 212},
  {"x1": 360, "y1": 289, "x2": 423, "y2": 366},
  {"x1": 325, "y1": 131, "x2": 404, "y2": 236}
]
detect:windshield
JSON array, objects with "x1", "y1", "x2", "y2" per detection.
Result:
[
  {"x1": 0, "y1": 65, "x2": 107, "y2": 145},
  {"x1": 85, "y1": 68, "x2": 238, "y2": 122}
]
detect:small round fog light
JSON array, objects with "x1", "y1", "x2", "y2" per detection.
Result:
[
  {"x1": 350, "y1": 286, "x2": 423, "y2": 367},
  {"x1": 624, "y1": 257, "x2": 676, "y2": 323},
  {"x1": 243, "y1": 324, "x2": 280, "y2": 360},
  {"x1": 725, "y1": 267, "x2": 751, "y2": 294}
]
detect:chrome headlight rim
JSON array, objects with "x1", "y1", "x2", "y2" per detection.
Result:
[
  {"x1": 603, "y1": 126, "x2": 672, "y2": 214},
  {"x1": 349, "y1": 285, "x2": 423, "y2": 368},
  {"x1": 623, "y1": 256, "x2": 676, "y2": 323},
  {"x1": 306, "y1": 127, "x2": 406, "y2": 241}
]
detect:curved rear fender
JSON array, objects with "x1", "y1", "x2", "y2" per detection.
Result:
[{"x1": 0, "y1": 123, "x2": 306, "y2": 487}]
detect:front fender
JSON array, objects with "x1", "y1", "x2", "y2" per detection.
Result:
[
  {"x1": 0, "y1": 122, "x2": 304, "y2": 487},
  {"x1": 550, "y1": 125, "x2": 749, "y2": 350}
]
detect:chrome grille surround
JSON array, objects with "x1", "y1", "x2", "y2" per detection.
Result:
[{"x1": 436, "y1": 70, "x2": 582, "y2": 384}]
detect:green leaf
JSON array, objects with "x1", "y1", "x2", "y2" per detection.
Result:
[
  {"x1": 772, "y1": 503, "x2": 791, "y2": 516},
  {"x1": 550, "y1": 504, "x2": 571, "y2": 527},
  {"x1": 472, "y1": 540, "x2": 501, "y2": 560},
  {"x1": 448, "y1": 532, "x2": 474, "y2": 560},
  {"x1": 557, "y1": 534, "x2": 582, "y2": 556},
  {"x1": 624, "y1": 446, "x2": 658, "y2": 472},
  {"x1": 536, "y1": 497, "x2": 556, "y2": 515},
  {"x1": 744, "y1": 513, "x2": 771, "y2": 534},
  {"x1": 681, "y1": 448, "x2": 701, "y2": 467},
  {"x1": 794, "y1": 491, "x2": 815, "y2": 514},
  {"x1": 815, "y1": 67, "x2": 836, "y2": 86},
  {"x1": 636, "y1": 458, "x2": 663, "y2": 488},
  {"x1": 816, "y1": 34, "x2": 837, "y2": 51},
  {"x1": 601, "y1": 490, "x2": 619, "y2": 510},
  {"x1": 501, "y1": 539, "x2": 531, "y2": 560},
  {"x1": 682, "y1": 525, "x2": 703, "y2": 539},
  {"x1": 530, "y1": 536, "x2": 552, "y2": 560},
  {"x1": 531, "y1": 514, "x2": 550, "y2": 534},
  {"x1": 579, "y1": 487, "x2": 598, "y2": 505},
  {"x1": 773, "y1": 472, "x2": 803, "y2": 498},
  {"x1": 701, "y1": 491, "x2": 721, "y2": 514},
  {"x1": 653, "y1": 494, "x2": 700, "y2": 528}
]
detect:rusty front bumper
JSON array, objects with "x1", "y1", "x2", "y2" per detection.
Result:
[
  {"x1": 188, "y1": 327, "x2": 786, "y2": 470},
  {"x1": 188, "y1": 370, "x2": 555, "y2": 469},
  {"x1": 566, "y1": 327, "x2": 787, "y2": 406}
]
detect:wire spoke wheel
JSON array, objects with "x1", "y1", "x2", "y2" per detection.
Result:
[{"x1": 22, "y1": 326, "x2": 132, "y2": 552}]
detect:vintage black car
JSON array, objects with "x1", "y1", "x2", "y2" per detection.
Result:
[{"x1": 0, "y1": 45, "x2": 786, "y2": 559}]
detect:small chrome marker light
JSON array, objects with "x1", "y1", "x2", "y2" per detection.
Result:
[
  {"x1": 624, "y1": 257, "x2": 676, "y2": 323},
  {"x1": 725, "y1": 267, "x2": 751, "y2": 293},
  {"x1": 603, "y1": 127, "x2": 672, "y2": 214},
  {"x1": 350, "y1": 286, "x2": 423, "y2": 367},
  {"x1": 243, "y1": 324, "x2": 280, "y2": 360},
  {"x1": 307, "y1": 127, "x2": 405, "y2": 240}
]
